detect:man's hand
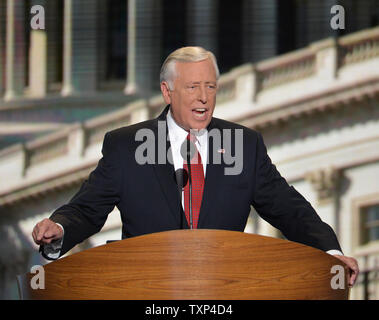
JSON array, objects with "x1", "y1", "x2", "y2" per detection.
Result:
[
  {"x1": 333, "y1": 255, "x2": 359, "y2": 287},
  {"x1": 32, "y1": 218, "x2": 63, "y2": 245}
]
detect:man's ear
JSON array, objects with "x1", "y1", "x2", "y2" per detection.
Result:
[{"x1": 160, "y1": 81, "x2": 172, "y2": 105}]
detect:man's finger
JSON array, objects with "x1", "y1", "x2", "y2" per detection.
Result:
[
  {"x1": 33, "y1": 228, "x2": 44, "y2": 245},
  {"x1": 42, "y1": 236, "x2": 53, "y2": 244},
  {"x1": 36, "y1": 221, "x2": 54, "y2": 242},
  {"x1": 32, "y1": 229, "x2": 37, "y2": 243},
  {"x1": 44, "y1": 230, "x2": 54, "y2": 238},
  {"x1": 36, "y1": 225, "x2": 48, "y2": 241},
  {"x1": 32, "y1": 219, "x2": 63, "y2": 245},
  {"x1": 343, "y1": 259, "x2": 359, "y2": 287},
  {"x1": 332, "y1": 255, "x2": 359, "y2": 287},
  {"x1": 45, "y1": 225, "x2": 62, "y2": 239},
  {"x1": 348, "y1": 264, "x2": 359, "y2": 286}
]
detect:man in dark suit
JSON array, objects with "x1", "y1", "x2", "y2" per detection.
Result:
[{"x1": 32, "y1": 47, "x2": 359, "y2": 286}]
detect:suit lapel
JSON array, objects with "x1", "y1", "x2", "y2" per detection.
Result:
[
  {"x1": 198, "y1": 118, "x2": 226, "y2": 227},
  {"x1": 151, "y1": 106, "x2": 184, "y2": 227}
]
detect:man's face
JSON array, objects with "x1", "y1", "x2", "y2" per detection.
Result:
[{"x1": 161, "y1": 58, "x2": 217, "y2": 131}]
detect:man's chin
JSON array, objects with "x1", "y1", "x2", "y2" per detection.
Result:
[
  {"x1": 189, "y1": 122, "x2": 210, "y2": 131},
  {"x1": 189, "y1": 117, "x2": 212, "y2": 131}
]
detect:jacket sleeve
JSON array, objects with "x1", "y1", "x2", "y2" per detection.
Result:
[
  {"x1": 46, "y1": 131, "x2": 123, "y2": 257},
  {"x1": 251, "y1": 132, "x2": 342, "y2": 252}
]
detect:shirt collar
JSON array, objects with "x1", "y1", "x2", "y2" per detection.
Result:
[{"x1": 167, "y1": 108, "x2": 208, "y2": 146}]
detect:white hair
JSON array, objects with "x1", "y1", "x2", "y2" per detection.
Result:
[{"x1": 160, "y1": 46, "x2": 220, "y2": 90}]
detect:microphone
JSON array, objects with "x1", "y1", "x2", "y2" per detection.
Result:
[
  {"x1": 174, "y1": 168, "x2": 189, "y2": 192},
  {"x1": 174, "y1": 168, "x2": 188, "y2": 229}
]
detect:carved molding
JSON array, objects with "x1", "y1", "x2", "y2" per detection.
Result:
[
  {"x1": 0, "y1": 164, "x2": 95, "y2": 207},
  {"x1": 306, "y1": 167, "x2": 342, "y2": 205},
  {"x1": 237, "y1": 76, "x2": 379, "y2": 131}
]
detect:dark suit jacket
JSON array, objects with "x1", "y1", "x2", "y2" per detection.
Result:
[{"x1": 48, "y1": 105, "x2": 342, "y2": 257}]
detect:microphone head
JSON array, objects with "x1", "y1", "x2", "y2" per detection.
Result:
[
  {"x1": 174, "y1": 168, "x2": 189, "y2": 189},
  {"x1": 180, "y1": 139, "x2": 197, "y2": 161}
]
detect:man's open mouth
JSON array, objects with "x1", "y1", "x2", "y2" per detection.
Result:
[{"x1": 192, "y1": 108, "x2": 208, "y2": 117}]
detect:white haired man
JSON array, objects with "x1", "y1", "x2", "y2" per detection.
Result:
[{"x1": 33, "y1": 47, "x2": 359, "y2": 286}]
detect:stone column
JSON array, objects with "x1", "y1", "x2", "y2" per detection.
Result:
[
  {"x1": 124, "y1": 0, "x2": 136, "y2": 94},
  {"x1": 28, "y1": 0, "x2": 48, "y2": 97},
  {"x1": 62, "y1": 0, "x2": 98, "y2": 96},
  {"x1": 242, "y1": 0, "x2": 277, "y2": 63},
  {"x1": 186, "y1": 0, "x2": 218, "y2": 55},
  {"x1": 125, "y1": 0, "x2": 162, "y2": 97},
  {"x1": 0, "y1": 0, "x2": 6, "y2": 97},
  {"x1": 5, "y1": 0, "x2": 26, "y2": 100}
]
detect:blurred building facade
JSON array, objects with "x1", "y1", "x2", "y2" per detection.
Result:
[{"x1": 0, "y1": 0, "x2": 379, "y2": 299}]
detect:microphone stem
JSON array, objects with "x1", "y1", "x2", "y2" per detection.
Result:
[{"x1": 187, "y1": 139, "x2": 193, "y2": 229}]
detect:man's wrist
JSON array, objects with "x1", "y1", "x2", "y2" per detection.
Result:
[{"x1": 55, "y1": 222, "x2": 64, "y2": 239}]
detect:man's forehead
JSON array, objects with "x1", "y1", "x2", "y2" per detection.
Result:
[{"x1": 175, "y1": 59, "x2": 217, "y2": 80}]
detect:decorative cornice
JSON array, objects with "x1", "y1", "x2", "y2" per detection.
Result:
[
  {"x1": 305, "y1": 167, "x2": 342, "y2": 205},
  {"x1": 0, "y1": 162, "x2": 96, "y2": 207},
  {"x1": 235, "y1": 76, "x2": 379, "y2": 130}
]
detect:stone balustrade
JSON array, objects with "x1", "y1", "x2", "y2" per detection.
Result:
[
  {"x1": 257, "y1": 49, "x2": 316, "y2": 91},
  {"x1": 339, "y1": 27, "x2": 379, "y2": 67},
  {"x1": 0, "y1": 99, "x2": 148, "y2": 194}
]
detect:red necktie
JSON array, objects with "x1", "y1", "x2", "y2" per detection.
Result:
[{"x1": 183, "y1": 133, "x2": 204, "y2": 229}]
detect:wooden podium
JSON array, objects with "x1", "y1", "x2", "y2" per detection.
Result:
[{"x1": 18, "y1": 230, "x2": 349, "y2": 299}]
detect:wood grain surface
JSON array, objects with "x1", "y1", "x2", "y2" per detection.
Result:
[{"x1": 19, "y1": 229, "x2": 349, "y2": 299}]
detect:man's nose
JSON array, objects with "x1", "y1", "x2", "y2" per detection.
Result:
[{"x1": 197, "y1": 85, "x2": 207, "y2": 104}]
